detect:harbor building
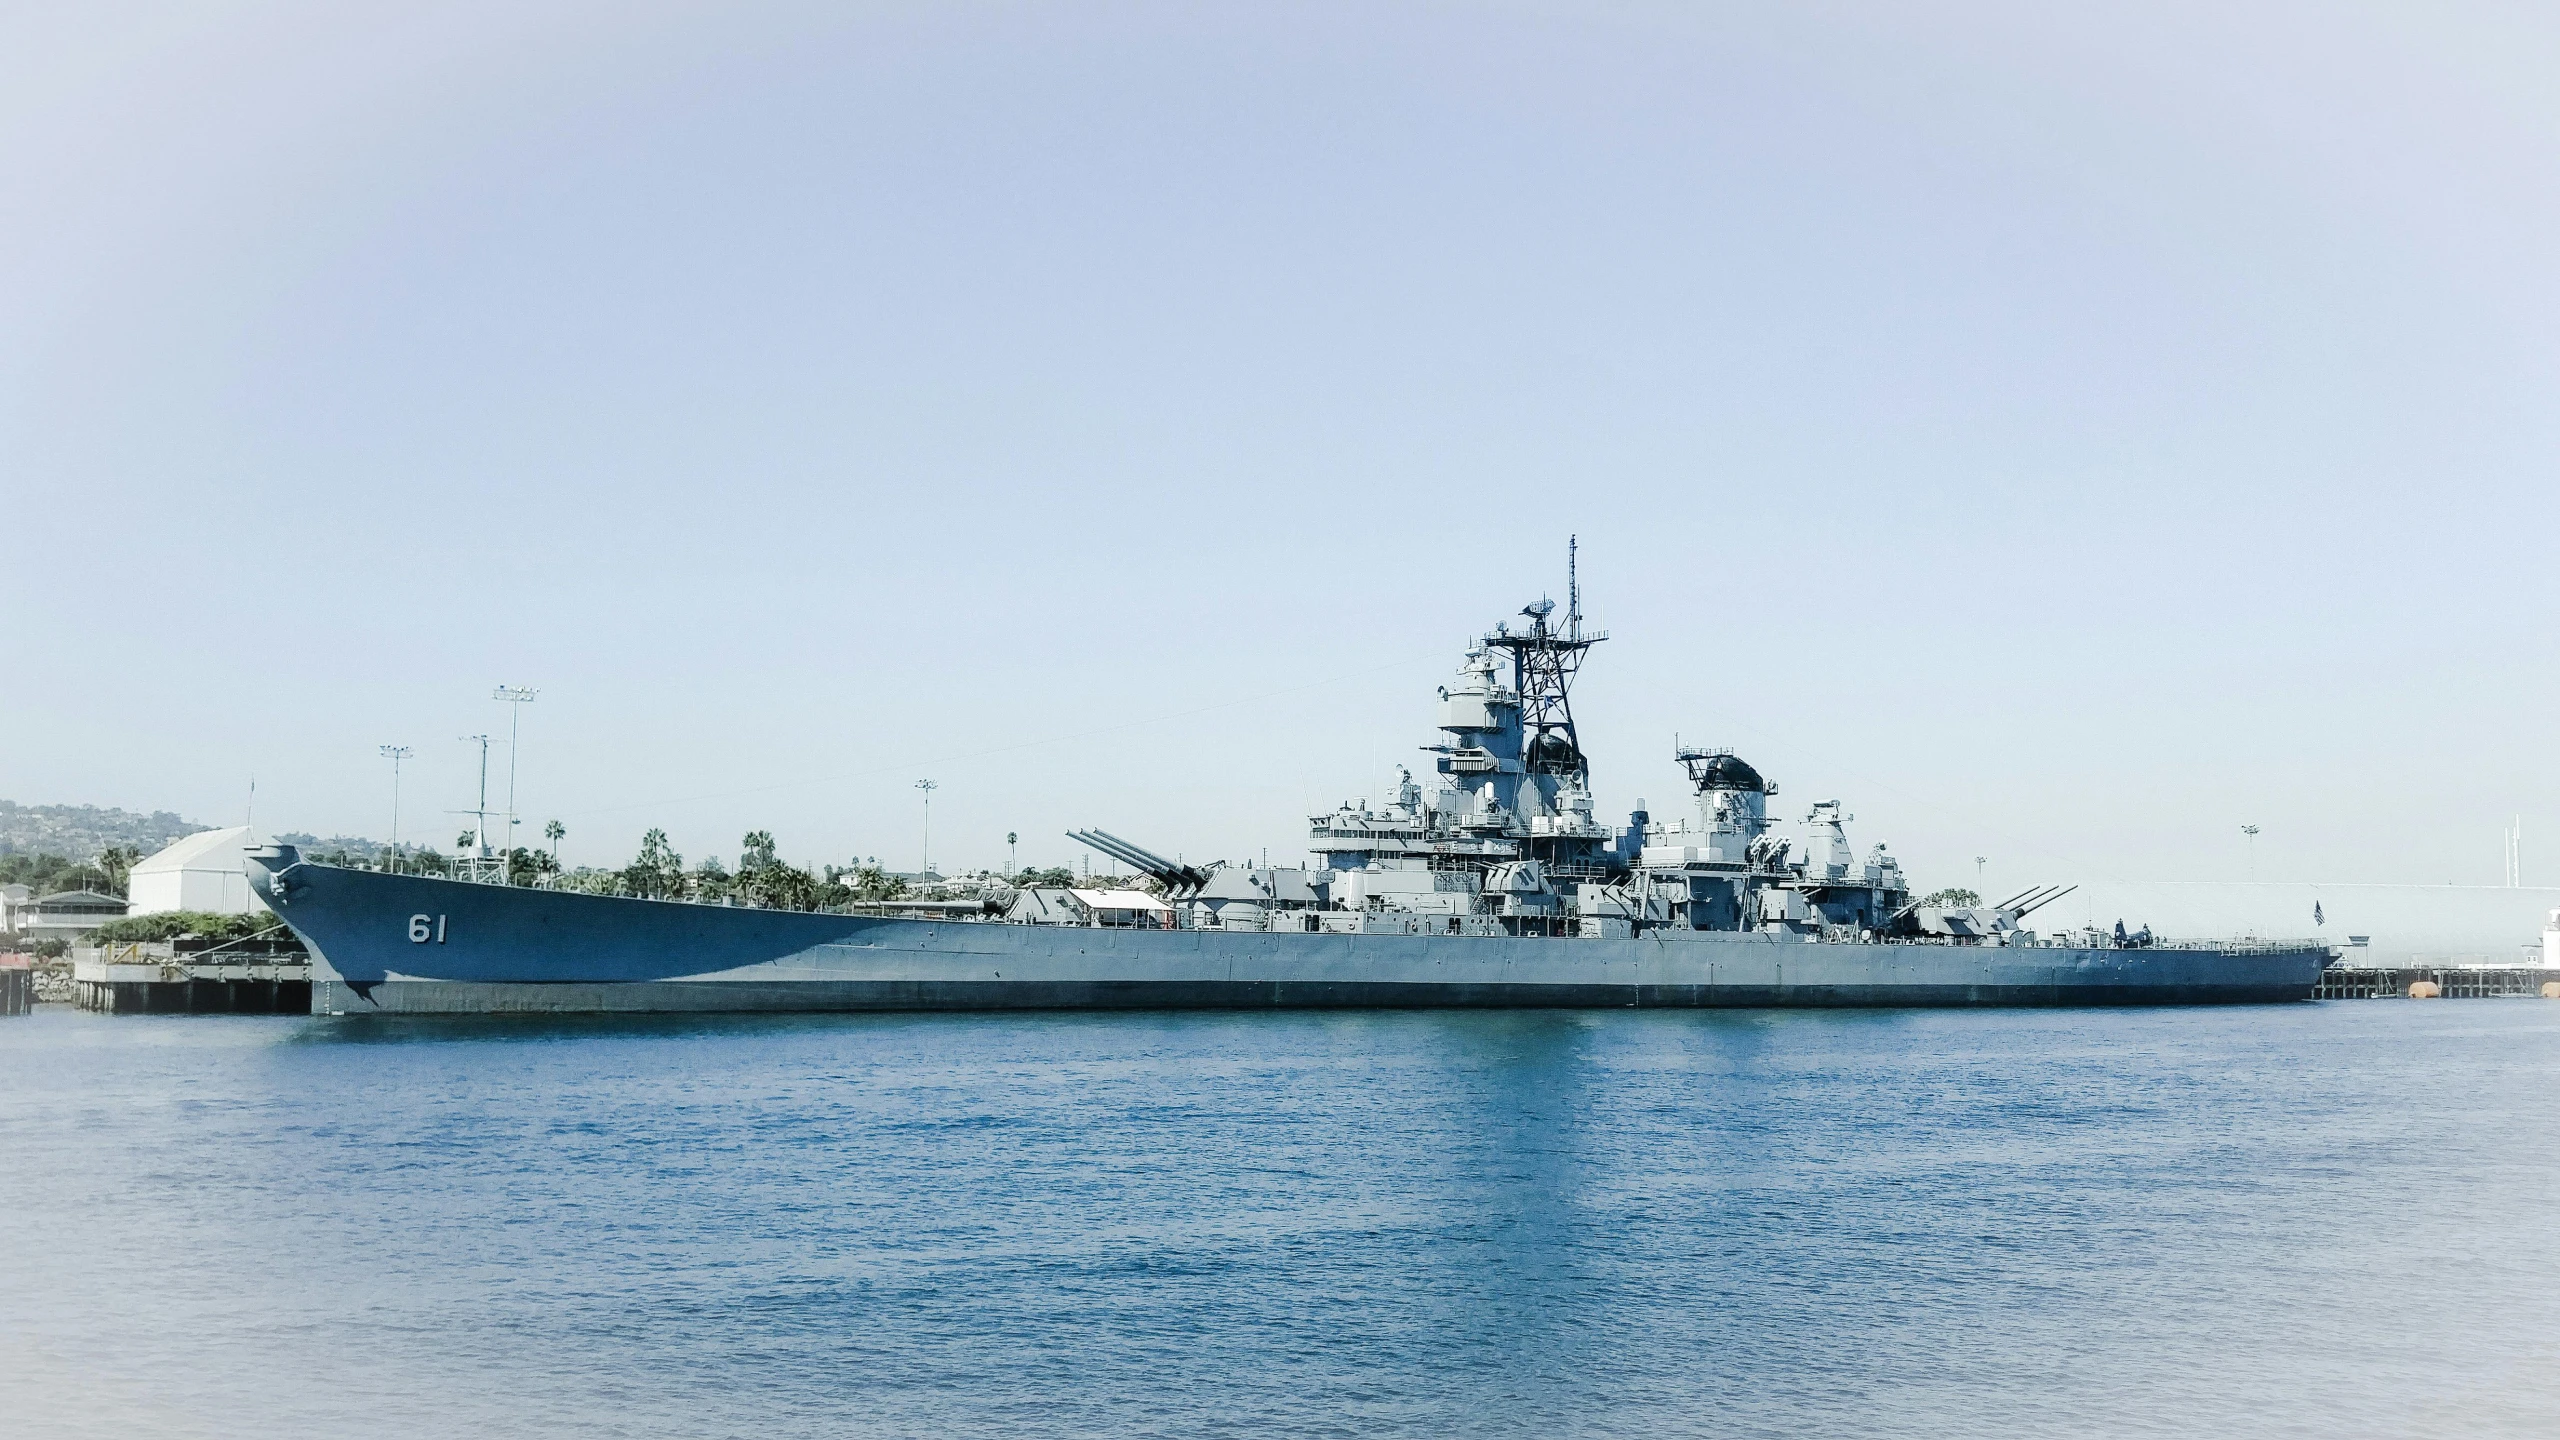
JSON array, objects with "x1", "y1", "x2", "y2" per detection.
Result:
[
  {"x1": 126, "y1": 826, "x2": 269, "y2": 917},
  {"x1": 19, "y1": 889, "x2": 129, "y2": 946}
]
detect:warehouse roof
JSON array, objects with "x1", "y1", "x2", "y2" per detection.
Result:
[{"x1": 132, "y1": 826, "x2": 251, "y2": 875}]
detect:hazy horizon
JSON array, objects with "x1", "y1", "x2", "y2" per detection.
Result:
[{"x1": 6, "y1": 2, "x2": 2555, "y2": 899}]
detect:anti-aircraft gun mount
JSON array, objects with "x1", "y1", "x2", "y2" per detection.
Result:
[{"x1": 1885, "y1": 884, "x2": 2079, "y2": 944}]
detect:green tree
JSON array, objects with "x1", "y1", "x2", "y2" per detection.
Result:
[
  {"x1": 621, "y1": 828, "x2": 687, "y2": 900},
  {"x1": 765, "y1": 864, "x2": 821, "y2": 911},
  {"x1": 89, "y1": 911, "x2": 285, "y2": 945},
  {"x1": 692, "y1": 856, "x2": 734, "y2": 904},
  {"x1": 1918, "y1": 888, "x2": 1982, "y2": 908},
  {"x1": 726, "y1": 831, "x2": 832, "y2": 911},
  {"x1": 49, "y1": 863, "x2": 113, "y2": 895},
  {"x1": 96, "y1": 845, "x2": 142, "y2": 895},
  {"x1": 840, "y1": 864, "x2": 908, "y2": 903},
  {"x1": 0, "y1": 853, "x2": 85, "y2": 894},
  {"x1": 505, "y1": 847, "x2": 560, "y2": 888}
]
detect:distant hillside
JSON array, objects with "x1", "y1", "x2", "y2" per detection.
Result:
[
  {"x1": 0, "y1": 801, "x2": 207, "y2": 859},
  {"x1": 0, "y1": 802, "x2": 405, "y2": 866},
  {"x1": 271, "y1": 832, "x2": 393, "y2": 862}
]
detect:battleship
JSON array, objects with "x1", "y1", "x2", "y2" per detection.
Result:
[{"x1": 247, "y1": 558, "x2": 2330, "y2": 1014}]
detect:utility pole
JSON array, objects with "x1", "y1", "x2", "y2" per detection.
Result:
[
  {"x1": 916, "y1": 780, "x2": 937, "y2": 874},
  {"x1": 379, "y1": 746, "x2": 412, "y2": 873},
  {"x1": 494, "y1": 685, "x2": 537, "y2": 855}
]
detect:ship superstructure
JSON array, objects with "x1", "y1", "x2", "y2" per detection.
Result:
[
  {"x1": 1291, "y1": 570, "x2": 1618, "y2": 933},
  {"x1": 1123, "y1": 549, "x2": 1927, "y2": 946}
]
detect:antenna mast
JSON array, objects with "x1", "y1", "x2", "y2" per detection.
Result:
[
  {"x1": 455, "y1": 734, "x2": 500, "y2": 881},
  {"x1": 1484, "y1": 539, "x2": 1606, "y2": 783},
  {"x1": 1567, "y1": 534, "x2": 1581, "y2": 642}
]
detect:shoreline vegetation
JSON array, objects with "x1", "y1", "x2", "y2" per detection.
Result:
[
  {"x1": 327, "y1": 828, "x2": 1132, "y2": 913},
  {"x1": 3, "y1": 821, "x2": 1157, "y2": 970}
]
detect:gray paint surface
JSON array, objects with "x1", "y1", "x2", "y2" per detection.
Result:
[{"x1": 254, "y1": 850, "x2": 2326, "y2": 1015}]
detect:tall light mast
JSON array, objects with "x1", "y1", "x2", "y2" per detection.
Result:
[
  {"x1": 916, "y1": 780, "x2": 938, "y2": 874},
  {"x1": 494, "y1": 685, "x2": 538, "y2": 855},
  {"x1": 378, "y1": 745, "x2": 412, "y2": 873}
]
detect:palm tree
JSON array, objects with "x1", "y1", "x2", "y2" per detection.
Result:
[
  {"x1": 96, "y1": 845, "x2": 142, "y2": 897},
  {"x1": 624, "y1": 828, "x2": 685, "y2": 900},
  {"x1": 544, "y1": 820, "x2": 565, "y2": 868}
]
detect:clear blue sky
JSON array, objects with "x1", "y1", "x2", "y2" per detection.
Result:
[{"x1": 4, "y1": 2, "x2": 2554, "y2": 894}]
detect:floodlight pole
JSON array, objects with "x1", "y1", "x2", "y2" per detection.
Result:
[
  {"x1": 379, "y1": 745, "x2": 413, "y2": 873},
  {"x1": 494, "y1": 685, "x2": 538, "y2": 854},
  {"x1": 916, "y1": 780, "x2": 937, "y2": 873}
]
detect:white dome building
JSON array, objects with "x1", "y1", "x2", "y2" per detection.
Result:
[{"x1": 126, "y1": 827, "x2": 270, "y2": 917}]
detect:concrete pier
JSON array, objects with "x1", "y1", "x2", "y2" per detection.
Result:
[
  {"x1": 2313, "y1": 966, "x2": 2560, "y2": 999},
  {"x1": 71, "y1": 959, "x2": 313, "y2": 1014}
]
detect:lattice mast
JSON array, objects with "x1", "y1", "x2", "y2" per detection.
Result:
[{"x1": 1486, "y1": 536, "x2": 1607, "y2": 784}]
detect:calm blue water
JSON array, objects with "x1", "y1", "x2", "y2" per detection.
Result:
[{"x1": 5, "y1": 1003, "x2": 2557, "y2": 1438}]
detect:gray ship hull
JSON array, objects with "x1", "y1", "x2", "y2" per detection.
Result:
[{"x1": 248, "y1": 850, "x2": 2327, "y2": 1015}]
